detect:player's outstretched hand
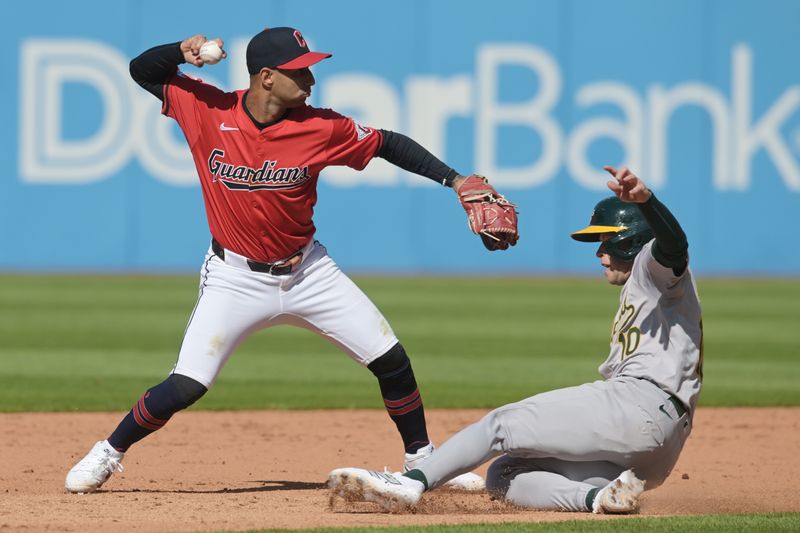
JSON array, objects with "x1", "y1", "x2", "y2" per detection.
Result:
[
  {"x1": 180, "y1": 35, "x2": 226, "y2": 67},
  {"x1": 604, "y1": 166, "x2": 652, "y2": 204}
]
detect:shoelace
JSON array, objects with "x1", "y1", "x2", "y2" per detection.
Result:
[{"x1": 104, "y1": 456, "x2": 124, "y2": 473}]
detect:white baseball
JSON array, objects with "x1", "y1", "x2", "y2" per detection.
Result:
[{"x1": 199, "y1": 40, "x2": 223, "y2": 64}]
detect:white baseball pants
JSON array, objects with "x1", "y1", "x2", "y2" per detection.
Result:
[{"x1": 172, "y1": 241, "x2": 399, "y2": 387}]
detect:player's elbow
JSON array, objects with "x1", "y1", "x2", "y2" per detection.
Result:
[{"x1": 653, "y1": 239, "x2": 689, "y2": 271}]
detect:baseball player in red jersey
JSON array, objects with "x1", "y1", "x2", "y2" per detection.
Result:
[{"x1": 65, "y1": 27, "x2": 516, "y2": 493}]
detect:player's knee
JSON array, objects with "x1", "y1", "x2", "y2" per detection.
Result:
[
  {"x1": 145, "y1": 374, "x2": 207, "y2": 419},
  {"x1": 367, "y1": 343, "x2": 410, "y2": 378},
  {"x1": 169, "y1": 373, "x2": 208, "y2": 407},
  {"x1": 479, "y1": 407, "x2": 518, "y2": 451}
]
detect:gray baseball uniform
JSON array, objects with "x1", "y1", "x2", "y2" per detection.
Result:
[{"x1": 416, "y1": 240, "x2": 703, "y2": 511}]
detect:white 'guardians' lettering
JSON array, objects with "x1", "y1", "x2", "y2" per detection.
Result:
[{"x1": 206, "y1": 149, "x2": 311, "y2": 190}]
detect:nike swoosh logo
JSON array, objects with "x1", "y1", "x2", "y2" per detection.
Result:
[
  {"x1": 219, "y1": 123, "x2": 239, "y2": 131},
  {"x1": 658, "y1": 404, "x2": 674, "y2": 420}
]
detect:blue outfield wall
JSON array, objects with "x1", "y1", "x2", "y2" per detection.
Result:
[{"x1": 2, "y1": 0, "x2": 799, "y2": 274}]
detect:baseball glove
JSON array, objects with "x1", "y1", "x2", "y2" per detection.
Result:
[{"x1": 457, "y1": 175, "x2": 519, "y2": 251}]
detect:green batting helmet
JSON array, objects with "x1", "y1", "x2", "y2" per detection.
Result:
[{"x1": 571, "y1": 196, "x2": 654, "y2": 260}]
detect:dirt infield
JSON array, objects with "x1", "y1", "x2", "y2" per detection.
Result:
[{"x1": 1, "y1": 408, "x2": 798, "y2": 532}]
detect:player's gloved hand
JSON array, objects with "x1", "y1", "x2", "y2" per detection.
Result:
[{"x1": 456, "y1": 175, "x2": 519, "y2": 251}]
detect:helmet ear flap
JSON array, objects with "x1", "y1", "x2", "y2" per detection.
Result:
[{"x1": 607, "y1": 228, "x2": 654, "y2": 260}]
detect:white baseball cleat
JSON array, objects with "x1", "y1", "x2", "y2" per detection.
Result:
[
  {"x1": 404, "y1": 443, "x2": 486, "y2": 492},
  {"x1": 328, "y1": 468, "x2": 425, "y2": 511},
  {"x1": 65, "y1": 440, "x2": 124, "y2": 493},
  {"x1": 592, "y1": 469, "x2": 645, "y2": 514}
]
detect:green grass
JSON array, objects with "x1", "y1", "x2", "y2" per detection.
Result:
[
  {"x1": 1, "y1": 275, "x2": 799, "y2": 411},
  {"x1": 237, "y1": 512, "x2": 800, "y2": 532},
  {"x1": 233, "y1": 513, "x2": 800, "y2": 533}
]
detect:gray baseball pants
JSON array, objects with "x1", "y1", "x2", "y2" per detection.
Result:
[{"x1": 417, "y1": 376, "x2": 691, "y2": 511}]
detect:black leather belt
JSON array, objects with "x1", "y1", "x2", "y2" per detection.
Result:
[
  {"x1": 211, "y1": 239, "x2": 302, "y2": 275},
  {"x1": 667, "y1": 394, "x2": 687, "y2": 418},
  {"x1": 637, "y1": 377, "x2": 688, "y2": 418}
]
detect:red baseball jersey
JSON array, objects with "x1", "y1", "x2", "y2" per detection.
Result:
[{"x1": 163, "y1": 71, "x2": 382, "y2": 263}]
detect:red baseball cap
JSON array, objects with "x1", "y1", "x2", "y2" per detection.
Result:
[{"x1": 246, "y1": 27, "x2": 331, "y2": 73}]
